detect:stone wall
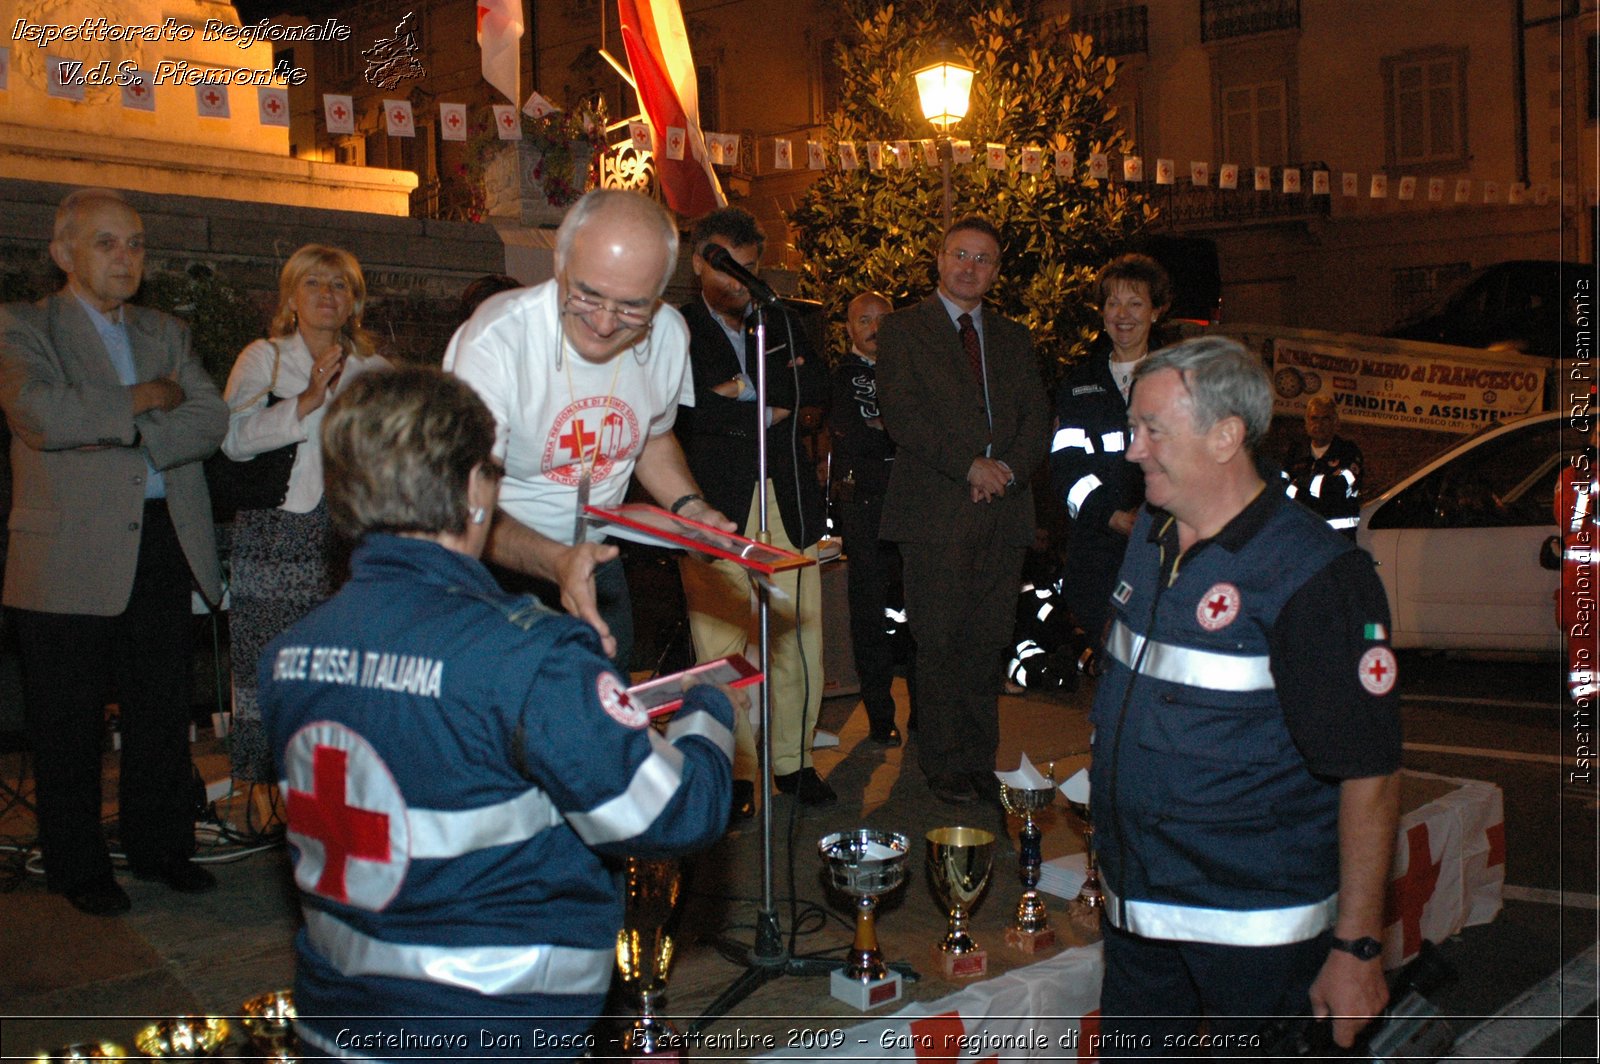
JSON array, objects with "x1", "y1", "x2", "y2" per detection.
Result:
[{"x1": 0, "y1": 177, "x2": 506, "y2": 380}]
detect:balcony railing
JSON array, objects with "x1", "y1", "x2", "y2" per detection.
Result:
[
  {"x1": 1201, "y1": 0, "x2": 1300, "y2": 42},
  {"x1": 1079, "y1": 5, "x2": 1148, "y2": 57}
]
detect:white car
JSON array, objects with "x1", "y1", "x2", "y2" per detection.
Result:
[{"x1": 1357, "y1": 411, "x2": 1568, "y2": 652}]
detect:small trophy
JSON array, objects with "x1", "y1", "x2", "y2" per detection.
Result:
[
  {"x1": 616, "y1": 857, "x2": 684, "y2": 1059},
  {"x1": 819, "y1": 829, "x2": 910, "y2": 1010},
  {"x1": 240, "y1": 990, "x2": 297, "y2": 1063},
  {"x1": 132, "y1": 1017, "x2": 230, "y2": 1058},
  {"x1": 1059, "y1": 768, "x2": 1102, "y2": 910},
  {"x1": 997, "y1": 755, "x2": 1058, "y2": 954},
  {"x1": 925, "y1": 826, "x2": 995, "y2": 979}
]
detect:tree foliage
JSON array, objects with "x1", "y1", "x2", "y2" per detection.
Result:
[{"x1": 787, "y1": 0, "x2": 1154, "y2": 382}]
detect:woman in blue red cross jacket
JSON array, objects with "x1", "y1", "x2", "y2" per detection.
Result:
[{"x1": 261, "y1": 367, "x2": 738, "y2": 1061}]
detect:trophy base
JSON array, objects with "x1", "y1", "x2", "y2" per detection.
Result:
[
  {"x1": 1004, "y1": 924, "x2": 1057, "y2": 954},
  {"x1": 932, "y1": 945, "x2": 988, "y2": 980},
  {"x1": 830, "y1": 967, "x2": 903, "y2": 1011}
]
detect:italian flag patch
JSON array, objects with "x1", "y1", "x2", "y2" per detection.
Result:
[{"x1": 1364, "y1": 623, "x2": 1388, "y2": 641}]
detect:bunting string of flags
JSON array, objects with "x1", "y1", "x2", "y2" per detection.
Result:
[{"x1": 5, "y1": 39, "x2": 1592, "y2": 211}]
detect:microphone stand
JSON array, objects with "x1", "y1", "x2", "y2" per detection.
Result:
[{"x1": 691, "y1": 299, "x2": 877, "y2": 1031}]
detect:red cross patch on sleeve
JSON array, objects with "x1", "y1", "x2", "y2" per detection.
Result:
[
  {"x1": 1358, "y1": 646, "x2": 1399, "y2": 695},
  {"x1": 598, "y1": 672, "x2": 649, "y2": 729}
]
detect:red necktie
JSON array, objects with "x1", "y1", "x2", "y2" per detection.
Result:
[{"x1": 958, "y1": 312, "x2": 983, "y2": 386}]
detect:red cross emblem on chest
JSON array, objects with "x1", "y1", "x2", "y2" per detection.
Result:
[
  {"x1": 559, "y1": 419, "x2": 596, "y2": 459},
  {"x1": 1195, "y1": 582, "x2": 1241, "y2": 631}
]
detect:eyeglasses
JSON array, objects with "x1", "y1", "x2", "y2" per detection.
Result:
[
  {"x1": 944, "y1": 248, "x2": 997, "y2": 267},
  {"x1": 563, "y1": 287, "x2": 654, "y2": 329}
]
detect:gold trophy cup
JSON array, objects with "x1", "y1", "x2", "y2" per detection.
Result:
[
  {"x1": 925, "y1": 826, "x2": 995, "y2": 979},
  {"x1": 819, "y1": 829, "x2": 910, "y2": 1010},
  {"x1": 132, "y1": 1017, "x2": 230, "y2": 1058},
  {"x1": 1062, "y1": 792, "x2": 1102, "y2": 910},
  {"x1": 240, "y1": 990, "x2": 297, "y2": 1063},
  {"x1": 999, "y1": 778, "x2": 1058, "y2": 954},
  {"x1": 616, "y1": 857, "x2": 684, "y2": 1059}
]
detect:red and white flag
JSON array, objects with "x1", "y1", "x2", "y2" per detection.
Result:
[
  {"x1": 1154, "y1": 158, "x2": 1174, "y2": 185},
  {"x1": 987, "y1": 143, "x2": 1008, "y2": 171},
  {"x1": 522, "y1": 90, "x2": 558, "y2": 119},
  {"x1": 492, "y1": 103, "x2": 521, "y2": 140},
  {"x1": 617, "y1": 0, "x2": 724, "y2": 217},
  {"x1": 1218, "y1": 164, "x2": 1238, "y2": 190},
  {"x1": 1053, "y1": 149, "x2": 1075, "y2": 178},
  {"x1": 122, "y1": 69, "x2": 155, "y2": 112},
  {"x1": 196, "y1": 84, "x2": 230, "y2": 119},
  {"x1": 477, "y1": 0, "x2": 523, "y2": 104},
  {"x1": 324, "y1": 94, "x2": 355, "y2": 135},
  {"x1": 665, "y1": 126, "x2": 686, "y2": 160},
  {"x1": 46, "y1": 55, "x2": 85, "y2": 101},
  {"x1": 952, "y1": 140, "x2": 974, "y2": 165},
  {"x1": 629, "y1": 121, "x2": 652, "y2": 152},
  {"x1": 1121, "y1": 155, "x2": 1143, "y2": 181},
  {"x1": 440, "y1": 102, "x2": 468, "y2": 141},
  {"x1": 773, "y1": 139, "x2": 793, "y2": 170},
  {"x1": 258, "y1": 86, "x2": 289, "y2": 126},
  {"x1": 1191, "y1": 161, "x2": 1211, "y2": 186},
  {"x1": 1253, "y1": 165, "x2": 1271, "y2": 191},
  {"x1": 384, "y1": 99, "x2": 415, "y2": 137},
  {"x1": 806, "y1": 141, "x2": 825, "y2": 170}
]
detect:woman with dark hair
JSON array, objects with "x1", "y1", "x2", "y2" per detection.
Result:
[
  {"x1": 218, "y1": 244, "x2": 388, "y2": 781},
  {"x1": 261, "y1": 367, "x2": 735, "y2": 1059},
  {"x1": 1049, "y1": 253, "x2": 1172, "y2": 647}
]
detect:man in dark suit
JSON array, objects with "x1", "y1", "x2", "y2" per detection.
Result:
[
  {"x1": 875, "y1": 217, "x2": 1049, "y2": 805},
  {"x1": 0, "y1": 188, "x2": 227, "y2": 915},
  {"x1": 677, "y1": 207, "x2": 832, "y2": 812}
]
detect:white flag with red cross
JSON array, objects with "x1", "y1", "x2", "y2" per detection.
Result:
[
  {"x1": 440, "y1": 102, "x2": 468, "y2": 141},
  {"x1": 384, "y1": 99, "x2": 415, "y2": 137},
  {"x1": 324, "y1": 94, "x2": 355, "y2": 135},
  {"x1": 122, "y1": 69, "x2": 156, "y2": 112},
  {"x1": 196, "y1": 84, "x2": 230, "y2": 119},
  {"x1": 258, "y1": 86, "x2": 289, "y2": 127}
]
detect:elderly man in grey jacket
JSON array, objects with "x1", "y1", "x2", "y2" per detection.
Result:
[{"x1": 0, "y1": 188, "x2": 226, "y2": 916}]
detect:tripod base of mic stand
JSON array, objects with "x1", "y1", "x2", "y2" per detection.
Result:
[{"x1": 691, "y1": 911, "x2": 920, "y2": 1033}]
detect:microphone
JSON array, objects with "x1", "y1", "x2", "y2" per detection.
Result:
[{"x1": 700, "y1": 243, "x2": 783, "y2": 308}]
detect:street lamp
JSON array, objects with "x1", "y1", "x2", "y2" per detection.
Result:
[{"x1": 912, "y1": 58, "x2": 975, "y2": 229}]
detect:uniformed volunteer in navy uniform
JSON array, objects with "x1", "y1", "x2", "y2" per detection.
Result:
[
  {"x1": 1091, "y1": 337, "x2": 1402, "y2": 1054},
  {"x1": 261, "y1": 367, "x2": 737, "y2": 1060},
  {"x1": 1283, "y1": 395, "x2": 1364, "y2": 538}
]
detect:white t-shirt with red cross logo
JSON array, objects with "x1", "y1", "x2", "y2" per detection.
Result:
[{"x1": 444, "y1": 279, "x2": 694, "y2": 545}]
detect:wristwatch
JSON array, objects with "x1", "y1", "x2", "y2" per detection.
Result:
[{"x1": 1329, "y1": 935, "x2": 1383, "y2": 960}]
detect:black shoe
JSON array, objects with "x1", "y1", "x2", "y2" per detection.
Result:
[
  {"x1": 866, "y1": 724, "x2": 903, "y2": 747},
  {"x1": 130, "y1": 856, "x2": 217, "y2": 894},
  {"x1": 928, "y1": 775, "x2": 979, "y2": 805},
  {"x1": 59, "y1": 874, "x2": 131, "y2": 917},
  {"x1": 730, "y1": 779, "x2": 756, "y2": 821},
  {"x1": 773, "y1": 767, "x2": 837, "y2": 806}
]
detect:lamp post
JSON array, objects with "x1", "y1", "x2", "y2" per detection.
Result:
[{"x1": 913, "y1": 59, "x2": 975, "y2": 229}]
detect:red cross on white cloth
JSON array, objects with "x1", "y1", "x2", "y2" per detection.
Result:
[{"x1": 285, "y1": 722, "x2": 408, "y2": 909}]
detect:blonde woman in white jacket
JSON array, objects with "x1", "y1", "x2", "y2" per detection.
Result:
[{"x1": 219, "y1": 244, "x2": 388, "y2": 781}]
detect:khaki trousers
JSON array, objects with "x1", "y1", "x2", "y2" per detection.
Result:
[{"x1": 680, "y1": 480, "x2": 823, "y2": 779}]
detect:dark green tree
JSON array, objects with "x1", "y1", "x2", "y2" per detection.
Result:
[{"x1": 787, "y1": 0, "x2": 1153, "y2": 382}]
